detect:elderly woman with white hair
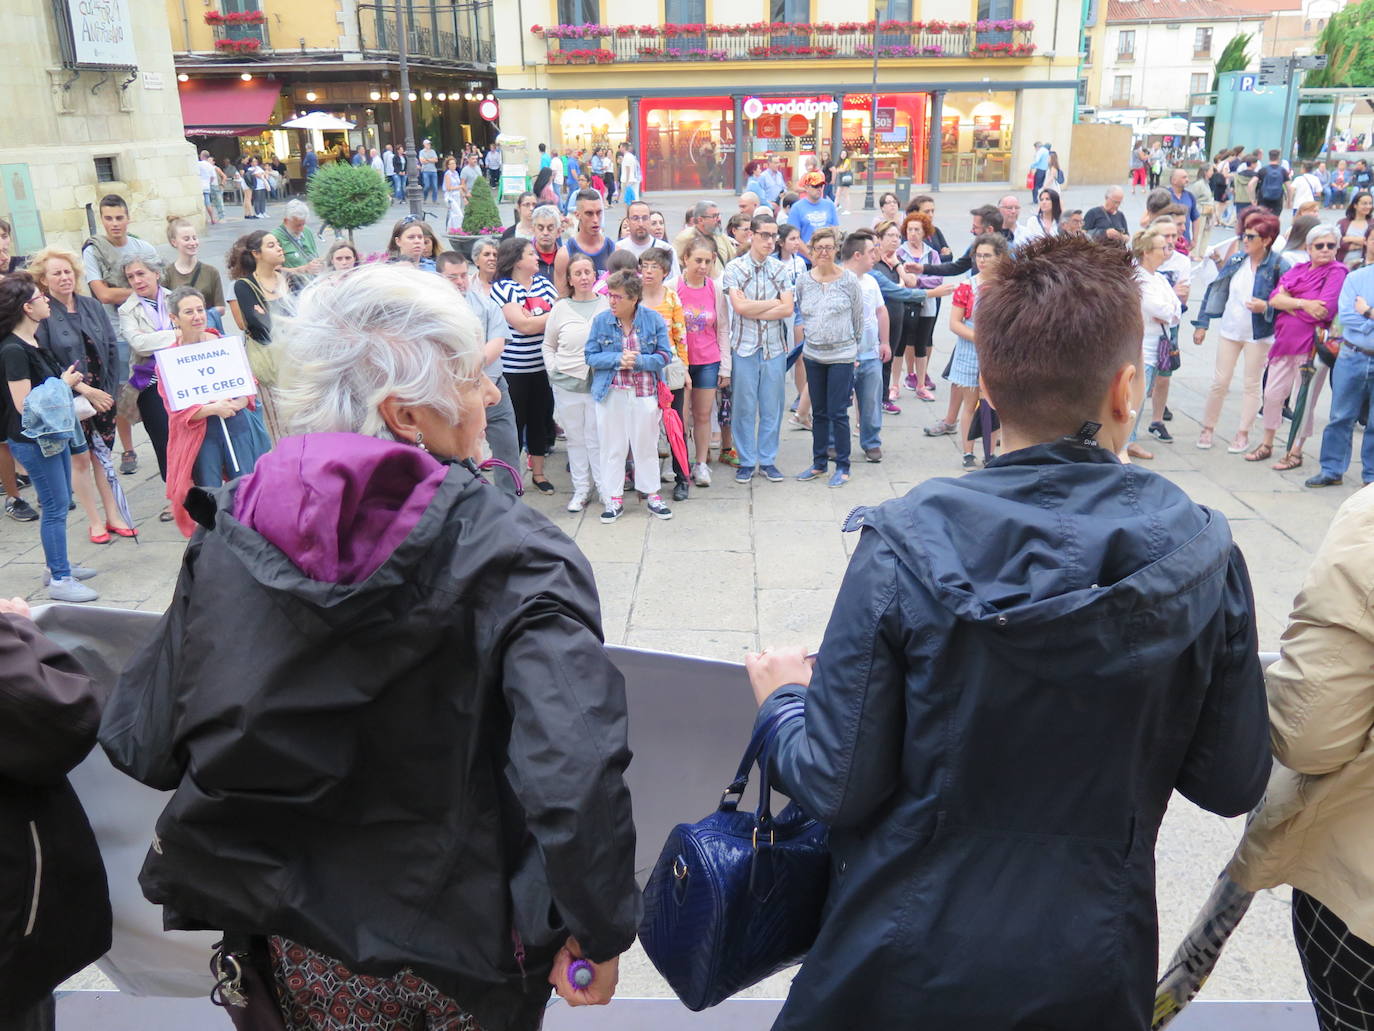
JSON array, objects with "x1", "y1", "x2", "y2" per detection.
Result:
[
  {"x1": 100, "y1": 262, "x2": 641, "y2": 1031},
  {"x1": 1251, "y1": 222, "x2": 1348, "y2": 470},
  {"x1": 117, "y1": 252, "x2": 177, "y2": 506}
]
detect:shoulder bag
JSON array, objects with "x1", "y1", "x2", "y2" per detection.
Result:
[{"x1": 639, "y1": 699, "x2": 829, "y2": 1011}]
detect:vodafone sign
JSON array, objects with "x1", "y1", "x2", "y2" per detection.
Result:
[{"x1": 742, "y1": 97, "x2": 839, "y2": 120}]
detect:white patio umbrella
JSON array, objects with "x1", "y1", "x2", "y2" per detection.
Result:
[
  {"x1": 1142, "y1": 116, "x2": 1205, "y2": 138},
  {"x1": 280, "y1": 111, "x2": 356, "y2": 130}
]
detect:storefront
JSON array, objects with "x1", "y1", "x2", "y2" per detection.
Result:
[
  {"x1": 641, "y1": 98, "x2": 735, "y2": 191},
  {"x1": 939, "y1": 91, "x2": 1017, "y2": 184},
  {"x1": 552, "y1": 99, "x2": 630, "y2": 156}
]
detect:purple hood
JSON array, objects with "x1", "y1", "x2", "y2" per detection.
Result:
[{"x1": 233, "y1": 433, "x2": 448, "y2": 585}]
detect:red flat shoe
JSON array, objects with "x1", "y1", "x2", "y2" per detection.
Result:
[
  {"x1": 90, "y1": 529, "x2": 111, "y2": 545},
  {"x1": 107, "y1": 524, "x2": 138, "y2": 538}
]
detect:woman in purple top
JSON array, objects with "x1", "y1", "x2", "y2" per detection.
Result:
[{"x1": 1249, "y1": 223, "x2": 1347, "y2": 470}]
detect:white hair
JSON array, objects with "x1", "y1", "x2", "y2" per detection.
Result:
[
  {"x1": 274, "y1": 263, "x2": 484, "y2": 440},
  {"x1": 283, "y1": 199, "x2": 310, "y2": 221},
  {"x1": 122, "y1": 252, "x2": 162, "y2": 277},
  {"x1": 1305, "y1": 223, "x2": 1340, "y2": 247}
]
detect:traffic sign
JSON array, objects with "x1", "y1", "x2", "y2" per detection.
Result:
[{"x1": 1235, "y1": 73, "x2": 1256, "y2": 92}]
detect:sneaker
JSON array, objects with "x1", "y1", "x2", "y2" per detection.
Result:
[
  {"x1": 735, "y1": 465, "x2": 755, "y2": 484},
  {"x1": 962, "y1": 453, "x2": 977, "y2": 469},
  {"x1": 600, "y1": 501, "x2": 625, "y2": 523},
  {"x1": 1162, "y1": 406, "x2": 1173, "y2": 422},
  {"x1": 924, "y1": 420, "x2": 956, "y2": 437},
  {"x1": 924, "y1": 374, "x2": 936, "y2": 391},
  {"x1": 566, "y1": 490, "x2": 589, "y2": 513},
  {"x1": 1226, "y1": 434, "x2": 1250, "y2": 455},
  {"x1": 864, "y1": 447, "x2": 882, "y2": 463},
  {"x1": 916, "y1": 387, "x2": 936, "y2": 402},
  {"x1": 1148, "y1": 421, "x2": 1174, "y2": 443},
  {"x1": 43, "y1": 565, "x2": 98, "y2": 585},
  {"x1": 48, "y1": 576, "x2": 99, "y2": 603},
  {"x1": 1196, "y1": 429, "x2": 1214, "y2": 450},
  {"x1": 671, "y1": 480, "x2": 689, "y2": 502},
  {"x1": 904, "y1": 373, "x2": 919, "y2": 390},
  {"x1": 4, "y1": 497, "x2": 37, "y2": 522},
  {"x1": 14, "y1": 474, "x2": 29, "y2": 487},
  {"x1": 882, "y1": 401, "x2": 901, "y2": 415},
  {"x1": 692, "y1": 462, "x2": 712, "y2": 487},
  {"x1": 646, "y1": 495, "x2": 673, "y2": 520},
  {"x1": 719, "y1": 448, "x2": 740, "y2": 467},
  {"x1": 120, "y1": 450, "x2": 138, "y2": 475},
  {"x1": 760, "y1": 464, "x2": 785, "y2": 482}
]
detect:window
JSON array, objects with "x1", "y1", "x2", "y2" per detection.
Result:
[
  {"x1": 1189, "y1": 72, "x2": 1209, "y2": 96},
  {"x1": 1112, "y1": 74, "x2": 1132, "y2": 104},
  {"x1": 222, "y1": 0, "x2": 265, "y2": 42},
  {"x1": 94, "y1": 156, "x2": 118, "y2": 182},
  {"x1": 1082, "y1": 34, "x2": 1092, "y2": 64},
  {"x1": 665, "y1": 0, "x2": 705, "y2": 19},
  {"x1": 1193, "y1": 27, "x2": 1212, "y2": 56},
  {"x1": 771, "y1": 0, "x2": 809, "y2": 19},
  {"x1": 556, "y1": 0, "x2": 598, "y2": 23},
  {"x1": 977, "y1": 0, "x2": 1014, "y2": 20},
  {"x1": 1117, "y1": 29, "x2": 1135, "y2": 58},
  {"x1": 1077, "y1": 78, "x2": 1089, "y2": 105}
]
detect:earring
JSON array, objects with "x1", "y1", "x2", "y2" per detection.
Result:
[
  {"x1": 415, "y1": 431, "x2": 428, "y2": 453},
  {"x1": 1127, "y1": 409, "x2": 1138, "y2": 422}
]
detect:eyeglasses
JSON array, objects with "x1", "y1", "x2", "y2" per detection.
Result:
[
  {"x1": 607, "y1": 292, "x2": 627, "y2": 302},
  {"x1": 755, "y1": 230, "x2": 777, "y2": 240},
  {"x1": 1310, "y1": 241, "x2": 1338, "y2": 251}
]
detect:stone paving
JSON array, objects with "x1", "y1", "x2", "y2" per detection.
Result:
[{"x1": 12, "y1": 183, "x2": 1366, "y2": 1003}]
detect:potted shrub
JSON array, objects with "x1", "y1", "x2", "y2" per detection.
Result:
[
  {"x1": 306, "y1": 162, "x2": 391, "y2": 244},
  {"x1": 452, "y1": 176, "x2": 504, "y2": 255}
]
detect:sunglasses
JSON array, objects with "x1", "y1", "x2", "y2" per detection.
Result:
[
  {"x1": 1310, "y1": 241, "x2": 1338, "y2": 251},
  {"x1": 1242, "y1": 232, "x2": 1261, "y2": 241}
]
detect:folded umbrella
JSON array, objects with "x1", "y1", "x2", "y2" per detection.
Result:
[
  {"x1": 1284, "y1": 345, "x2": 1319, "y2": 457},
  {"x1": 657, "y1": 381, "x2": 689, "y2": 476},
  {"x1": 1152, "y1": 871, "x2": 1254, "y2": 1029},
  {"x1": 88, "y1": 431, "x2": 138, "y2": 543}
]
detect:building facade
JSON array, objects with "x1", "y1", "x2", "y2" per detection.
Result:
[
  {"x1": 1086, "y1": 0, "x2": 1265, "y2": 123},
  {"x1": 493, "y1": 0, "x2": 1084, "y2": 194},
  {"x1": 165, "y1": 0, "x2": 498, "y2": 176},
  {"x1": 0, "y1": 0, "x2": 202, "y2": 254}
]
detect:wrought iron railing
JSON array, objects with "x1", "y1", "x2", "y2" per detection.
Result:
[
  {"x1": 210, "y1": 20, "x2": 273, "y2": 56},
  {"x1": 358, "y1": 3, "x2": 494, "y2": 65}
]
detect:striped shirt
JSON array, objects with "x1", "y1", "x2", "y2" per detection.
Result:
[{"x1": 491, "y1": 275, "x2": 557, "y2": 374}]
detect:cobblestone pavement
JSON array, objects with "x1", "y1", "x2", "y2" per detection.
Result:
[{"x1": 20, "y1": 183, "x2": 1360, "y2": 1002}]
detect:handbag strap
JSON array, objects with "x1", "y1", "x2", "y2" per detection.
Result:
[{"x1": 719, "y1": 698, "x2": 805, "y2": 828}]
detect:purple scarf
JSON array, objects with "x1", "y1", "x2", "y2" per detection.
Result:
[{"x1": 128, "y1": 289, "x2": 170, "y2": 391}]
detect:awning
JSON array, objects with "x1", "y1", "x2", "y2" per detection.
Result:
[{"x1": 178, "y1": 77, "x2": 282, "y2": 134}]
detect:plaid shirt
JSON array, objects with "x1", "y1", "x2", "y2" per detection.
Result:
[
  {"x1": 609, "y1": 328, "x2": 657, "y2": 397},
  {"x1": 721, "y1": 253, "x2": 793, "y2": 360}
]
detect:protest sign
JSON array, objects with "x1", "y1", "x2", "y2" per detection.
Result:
[{"x1": 154, "y1": 336, "x2": 254, "y2": 412}]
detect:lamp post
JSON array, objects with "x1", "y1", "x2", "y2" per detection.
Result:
[
  {"x1": 396, "y1": 0, "x2": 424, "y2": 217},
  {"x1": 864, "y1": 3, "x2": 887, "y2": 210}
]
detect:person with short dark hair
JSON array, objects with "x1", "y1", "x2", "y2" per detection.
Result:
[
  {"x1": 744, "y1": 232, "x2": 1270, "y2": 1031},
  {"x1": 1255, "y1": 149, "x2": 1292, "y2": 217},
  {"x1": 553, "y1": 190, "x2": 614, "y2": 296}
]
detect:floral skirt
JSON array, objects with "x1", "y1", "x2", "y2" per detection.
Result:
[{"x1": 269, "y1": 936, "x2": 483, "y2": 1031}]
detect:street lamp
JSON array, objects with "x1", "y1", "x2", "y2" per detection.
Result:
[
  {"x1": 864, "y1": 2, "x2": 887, "y2": 210},
  {"x1": 395, "y1": 0, "x2": 423, "y2": 217}
]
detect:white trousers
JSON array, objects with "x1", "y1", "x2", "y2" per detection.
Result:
[
  {"x1": 551, "y1": 384, "x2": 602, "y2": 498},
  {"x1": 596, "y1": 388, "x2": 661, "y2": 500}
]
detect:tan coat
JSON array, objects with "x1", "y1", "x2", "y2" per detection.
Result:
[{"x1": 1229, "y1": 484, "x2": 1374, "y2": 944}]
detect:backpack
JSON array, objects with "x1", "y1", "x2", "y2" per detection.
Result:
[{"x1": 1259, "y1": 165, "x2": 1287, "y2": 202}]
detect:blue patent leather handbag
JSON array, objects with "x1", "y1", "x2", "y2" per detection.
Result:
[{"x1": 639, "y1": 701, "x2": 830, "y2": 1011}]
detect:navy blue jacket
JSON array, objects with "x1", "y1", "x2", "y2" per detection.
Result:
[{"x1": 757, "y1": 440, "x2": 1270, "y2": 1031}]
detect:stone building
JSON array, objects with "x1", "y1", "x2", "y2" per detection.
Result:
[{"x1": 0, "y1": 0, "x2": 202, "y2": 255}]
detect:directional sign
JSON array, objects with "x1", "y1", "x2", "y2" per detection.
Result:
[
  {"x1": 1295, "y1": 55, "x2": 1328, "y2": 70},
  {"x1": 1258, "y1": 56, "x2": 1289, "y2": 86}
]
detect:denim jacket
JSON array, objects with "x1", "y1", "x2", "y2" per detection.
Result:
[
  {"x1": 1193, "y1": 248, "x2": 1290, "y2": 340},
  {"x1": 584, "y1": 306, "x2": 671, "y2": 402},
  {"x1": 21, "y1": 377, "x2": 78, "y2": 457}
]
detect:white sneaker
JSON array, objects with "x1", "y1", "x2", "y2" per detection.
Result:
[
  {"x1": 567, "y1": 490, "x2": 589, "y2": 512},
  {"x1": 692, "y1": 462, "x2": 712, "y2": 487},
  {"x1": 43, "y1": 565, "x2": 98, "y2": 585},
  {"x1": 48, "y1": 576, "x2": 99, "y2": 603}
]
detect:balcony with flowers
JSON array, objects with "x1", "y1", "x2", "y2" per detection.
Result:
[
  {"x1": 204, "y1": 10, "x2": 273, "y2": 56},
  {"x1": 530, "y1": 20, "x2": 1036, "y2": 66}
]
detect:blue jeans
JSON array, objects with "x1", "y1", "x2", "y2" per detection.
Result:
[
  {"x1": 853, "y1": 357, "x2": 883, "y2": 451},
  {"x1": 804, "y1": 357, "x2": 855, "y2": 471},
  {"x1": 8, "y1": 438, "x2": 72, "y2": 580},
  {"x1": 193, "y1": 408, "x2": 271, "y2": 486},
  {"x1": 731, "y1": 346, "x2": 786, "y2": 469},
  {"x1": 421, "y1": 169, "x2": 439, "y2": 203},
  {"x1": 1318, "y1": 346, "x2": 1374, "y2": 482},
  {"x1": 391, "y1": 173, "x2": 405, "y2": 199}
]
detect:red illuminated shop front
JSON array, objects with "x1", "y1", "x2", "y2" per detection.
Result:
[{"x1": 641, "y1": 96, "x2": 737, "y2": 192}]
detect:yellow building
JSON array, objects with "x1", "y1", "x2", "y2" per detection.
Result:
[
  {"x1": 0, "y1": 0, "x2": 202, "y2": 253},
  {"x1": 166, "y1": 1, "x2": 498, "y2": 174},
  {"x1": 494, "y1": 0, "x2": 1084, "y2": 191}
]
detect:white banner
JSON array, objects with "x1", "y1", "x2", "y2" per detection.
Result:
[{"x1": 66, "y1": 0, "x2": 138, "y2": 67}]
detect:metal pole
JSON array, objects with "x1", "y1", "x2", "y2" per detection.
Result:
[
  {"x1": 397, "y1": 0, "x2": 424, "y2": 217},
  {"x1": 864, "y1": 5, "x2": 883, "y2": 210}
]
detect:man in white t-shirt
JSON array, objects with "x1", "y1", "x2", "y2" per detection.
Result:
[
  {"x1": 614, "y1": 200, "x2": 680, "y2": 285},
  {"x1": 619, "y1": 144, "x2": 643, "y2": 205},
  {"x1": 1290, "y1": 160, "x2": 1322, "y2": 214},
  {"x1": 550, "y1": 149, "x2": 567, "y2": 211},
  {"x1": 842, "y1": 230, "x2": 891, "y2": 463},
  {"x1": 196, "y1": 150, "x2": 224, "y2": 224}
]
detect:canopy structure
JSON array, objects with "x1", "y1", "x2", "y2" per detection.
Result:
[
  {"x1": 1142, "y1": 116, "x2": 1206, "y2": 138},
  {"x1": 280, "y1": 111, "x2": 356, "y2": 130},
  {"x1": 179, "y1": 77, "x2": 282, "y2": 135}
]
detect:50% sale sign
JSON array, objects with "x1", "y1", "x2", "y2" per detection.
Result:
[{"x1": 155, "y1": 336, "x2": 257, "y2": 474}]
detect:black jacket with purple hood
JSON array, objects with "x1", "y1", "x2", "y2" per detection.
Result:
[{"x1": 99, "y1": 433, "x2": 640, "y2": 1030}]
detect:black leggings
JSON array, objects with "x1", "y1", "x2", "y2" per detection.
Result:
[
  {"x1": 504, "y1": 370, "x2": 555, "y2": 458},
  {"x1": 1293, "y1": 889, "x2": 1374, "y2": 1030},
  {"x1": 137, "y1": 384, "x2": 169, "y2": 482}
]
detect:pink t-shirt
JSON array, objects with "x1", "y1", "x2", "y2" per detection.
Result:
[{"x1": 678, "y1": 278, "x2": 720, "y2": 365}]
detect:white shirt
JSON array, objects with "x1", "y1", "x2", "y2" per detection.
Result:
[
  {"x1": 1291, "y1": 172, "x2": 1320, "y2": 210},
  {"x1": 383, "y1": 150, "x2": 396, "y2": 175},
  {"x1": 371, "y1": 155, "x2": 384, "y2": 173},
  {"x1": 615, "y1": 235, "x2": 681, "y2": 285},
  {"x1": 1218, "y1": 258, "x2": 1259, "y2": 342},
  {"x1": 197, "y1": 159, "x2": 218, "y2": 190},
  {"x1": 1014, "y1": 215, "x2": 1058, "y2": 247},
  {"x1": 620, "y1": 151, "x2": 642, "y2": 187},
  {"x1": 1136, "y1": 266, "x2": 1181, "y2": 367},
  {"x1": 551, "y1": 158, "x2": 564, "y2": 185},
  {"x1": 856, "y1": 272, "x2": 884, "y2": 360}
]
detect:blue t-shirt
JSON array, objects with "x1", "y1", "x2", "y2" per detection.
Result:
[
  {"x1": 1170, "y1": 188, "x2": 1200, "y2": 242},
  {"x1": 789, "y1": 196, "x2": 840, "y2": 243},
  {"x1": 1032, "y1": 146, "x2": 1051, "y2": 171}
]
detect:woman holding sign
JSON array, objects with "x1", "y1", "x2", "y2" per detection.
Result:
[{"x1": 159, "y1": 286, "x2": 270, "y2": 537}]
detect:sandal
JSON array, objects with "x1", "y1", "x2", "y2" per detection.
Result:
[
  {"x1": 1272, "y1": 451, "x2": 1303, "y2": 471},
  {"x1": 1244, "y1": 444, "x2": 1273, "y2": 463}
]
